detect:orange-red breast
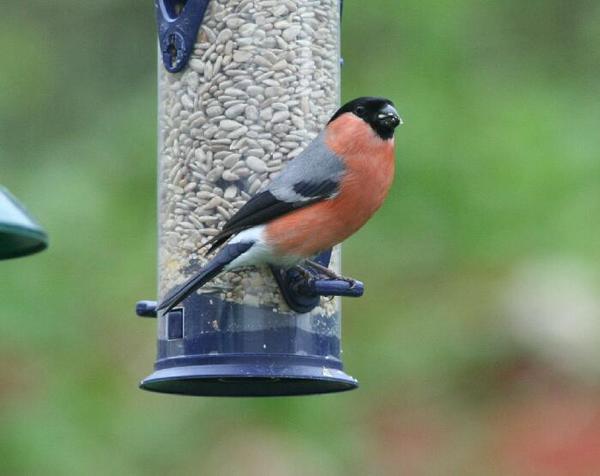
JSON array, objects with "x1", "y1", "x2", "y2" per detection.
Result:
[{"x1": 158, "y1": 97, "x2": 402, "y2": 312}]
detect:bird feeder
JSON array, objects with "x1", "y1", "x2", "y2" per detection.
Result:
[
  {"x1": 0, "y1": 186, "x2": 48, "y2": 260},
  {"x1": 137, "y1": 0, "x2": 360, "y2": 396}
]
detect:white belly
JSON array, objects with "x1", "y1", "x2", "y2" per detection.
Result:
[{"x1": 223, "y1": 225, "x2": 303, "y2": 270}]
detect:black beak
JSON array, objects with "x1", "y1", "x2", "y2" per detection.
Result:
[{"x1": 377, "y1": 104, "x2": 402, "y2": 129}]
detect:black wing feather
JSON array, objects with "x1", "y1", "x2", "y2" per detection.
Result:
[
  {"x1": 292, "y1": 179, "x2": 339, "y2": 198},
  {"x1": 206, "y1": 190, "x2": 321, "y2": 252},
  {"x1": 223, "y1": 190, "x2": 291, "y2": 231}
]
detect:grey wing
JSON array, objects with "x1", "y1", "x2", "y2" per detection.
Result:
[
  {"x1": 266, "y1": 131, "x2": 346, "y2": 202},
  {"x1": 205, "y1": 132, "x2": 346, "y2": 251}
]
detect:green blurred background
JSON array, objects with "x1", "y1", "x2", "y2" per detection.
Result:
[{"x1": 2, "y1": 1, "x2": 600, "y2": 474}]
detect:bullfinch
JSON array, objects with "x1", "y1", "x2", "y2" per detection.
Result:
[{"x1": 158, "y1": 96, "x2": 402, "y2": 313}]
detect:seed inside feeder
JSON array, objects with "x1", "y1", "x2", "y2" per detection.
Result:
[{"x1": 158, "y1": 0, "x2": 341, "y2": 316}]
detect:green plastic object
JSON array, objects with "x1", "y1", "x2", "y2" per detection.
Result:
[{"x1": 0, "y1": 187, "x2": 48, "y2": 260}]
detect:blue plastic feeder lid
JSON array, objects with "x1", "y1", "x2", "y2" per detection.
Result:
[{"x1": 0, "y1": 187, "x2": 48, "y2": 260}]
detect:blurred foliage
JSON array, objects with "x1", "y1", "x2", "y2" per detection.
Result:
[{"x1": 2, "y1": 1, "x2": 600, "y2": 475}]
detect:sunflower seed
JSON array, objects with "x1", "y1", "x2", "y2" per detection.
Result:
[{"x1": 246, "y1": 156, "x2": 267, "y2": 173}]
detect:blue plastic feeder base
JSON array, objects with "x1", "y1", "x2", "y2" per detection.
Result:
[
  {"x1": 140, "y1": 355, "x2": 357, "y2": 397},
  {"x1": 139, "y1": 292, "x2": 358, "y2": 397}
]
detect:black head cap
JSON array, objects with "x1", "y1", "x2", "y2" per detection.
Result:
[{"x1": 328, "y1": 97, "x2": 402, "y2": 140}]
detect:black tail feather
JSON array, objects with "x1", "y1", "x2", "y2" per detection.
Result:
[
  {"x1": 205, "y1": 231, "x2": 235, "y2": 254},
  {"x1": 157, "y1": 242, "x2": 254, "y2": 313}
]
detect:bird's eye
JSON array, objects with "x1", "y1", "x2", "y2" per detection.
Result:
[{"x1": 354, "y1": 106, "x2": 366, "y2": 117}]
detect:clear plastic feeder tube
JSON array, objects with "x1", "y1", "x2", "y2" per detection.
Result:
[{"x1": 144, "y1": 0, "x2": 356, "y2": 396}]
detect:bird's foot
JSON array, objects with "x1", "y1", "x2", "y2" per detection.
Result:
[
  {"x1": 304, "y1": 260, "x2": 357, "y2": 288},
  {"x1": 292, "y1": 264, "x2": 314, "y2": 282}
]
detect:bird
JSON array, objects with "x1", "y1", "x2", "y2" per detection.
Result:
[{"x1": 158, "y1": 96, "x2": 402, "y2": 313}]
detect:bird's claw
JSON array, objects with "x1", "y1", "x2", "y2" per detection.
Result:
[
  {"x1": 302, "y1": 259, "x2": 360, "y2": 289},
  {"x1": 292, "y1": 264, "x2": 313, "y2": 282},
  {"x1": 304, "y1": 259, "x2": 342, "y2": 280}
]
